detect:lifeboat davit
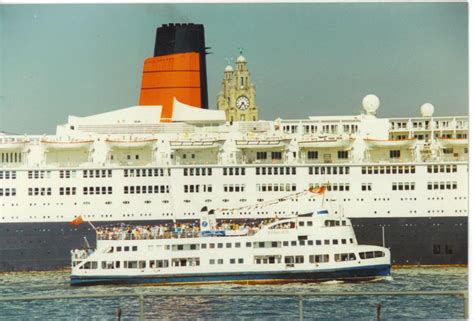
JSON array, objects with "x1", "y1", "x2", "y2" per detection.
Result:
[
  {"x1": 437, "y1": 138, "x2": 468, "y2": 148},
  {"x1": 170, "y1": 139, "x2": 224, "y2": 150},
  {"x1": 105, "y1": 138, "x2": 157, "y2": 149},
  {"x1": 0, "y1": 140, "x2": 29, "y2": 150},
  {"x1": 298, "y1": 137, "x2": 354, "y2": 149},
  {"x1": 364, "y1": 138, "x2": 416, "y2": 149},
  {"x1": 41, "y1": 140, "x2": 94, "y2": 150},
  {"x1": 236, "y1": 138, "x2": 291, "y2": 149}
]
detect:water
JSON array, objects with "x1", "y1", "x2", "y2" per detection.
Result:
[{"x1": 0, "y1": 267, "x2": 467, "y2": 320}]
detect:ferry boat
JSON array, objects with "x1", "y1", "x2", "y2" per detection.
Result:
[
  {"x1": 70, "y1": 207, "x2": 391, "y2": 286},
  {"x1": 0, "y1": 23, "x2": 467, "y2": 272}
]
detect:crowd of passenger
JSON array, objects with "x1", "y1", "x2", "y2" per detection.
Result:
[{"x1": 95, "y1": 218, "x2": 281, "y2": 241}]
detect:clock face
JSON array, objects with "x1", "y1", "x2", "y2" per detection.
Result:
[{"x1": 236, "y1": 96, "x2": 250, "y2": 111}]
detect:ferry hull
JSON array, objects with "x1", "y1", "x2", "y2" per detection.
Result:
[
  {"x1": 0, "y1": 216, "x2": 467, "y2": 272},
  {"x1": 70, "y1": 264, "x2": 391, "y2": 286}
]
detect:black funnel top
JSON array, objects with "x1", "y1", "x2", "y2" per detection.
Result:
[{"x1": 154, "y1": 23, "x2": 209, "y2": 109}]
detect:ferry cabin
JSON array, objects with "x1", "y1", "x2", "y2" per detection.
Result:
[{"x1": 71, "y1": 216, "x2": 391, "y2": 285}]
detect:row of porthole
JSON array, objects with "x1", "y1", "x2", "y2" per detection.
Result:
[
  {"x1": 454, "y1": 197, "x2": 468, "y2": 200},
  {"x1": 454, "y1": 210, "x2": 468, "y2": 213},
  {"x1": 427, "y1": 197, "x2": 444, "y2": 200},
  {"x1": 400, "y1": 198, "x2": 415, "y2": 201}
]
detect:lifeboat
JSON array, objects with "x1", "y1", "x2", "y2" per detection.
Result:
[
  {"x1": 298, "y1": 137, "x2": 354, "y2": 149},
  {"x1": 437, "y1": 138, "x2": 468, "y2": 148},
  {"x1": 41, "y1": 139, "x2": 94, "y2": 150},
  {"x1": 169, "y1": 139, "x2": 224, "y2": 150},
  {"x1": 105, "y1": 138, "x2": 157, "y2": 149},
  {"x1": 0, "y1": 140, "x2": 29, "y2": 150},
  {"x1": 364, "y1": 138, "x2": 416, "y2": 149},
  {"x1": 236, "y1": 138, "x2": 291, "y2": 149}
]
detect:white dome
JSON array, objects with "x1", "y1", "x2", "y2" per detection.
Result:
[
  {"x1": 236, "y1": 55, "x2": 246, "y2": 63},
  {"x1": 420, "y1": 103, "x2": 435, "y2": 117},
  {"x1": 362, "y1": 94, "x2": 380, "y2": 115},
  {"x1": 224, "y1": 65, "x2": 233, "y2": 72}
]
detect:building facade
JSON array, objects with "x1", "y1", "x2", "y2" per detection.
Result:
[{"x1": 217, "y1": 54, "x2": 259, "y2": 122}]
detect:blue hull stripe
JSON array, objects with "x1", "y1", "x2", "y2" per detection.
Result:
[{"x1": 71, "y1": 264, "x2": 391, "y2": 286}]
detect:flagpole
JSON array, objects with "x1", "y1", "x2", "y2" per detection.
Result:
[{"x1": 87, "y1": 220, "x2": 97, "y2": 231}]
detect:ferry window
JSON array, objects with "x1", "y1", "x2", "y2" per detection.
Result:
[
  {"x1": 428, "y1": 166, "x2": 432, "y2": 173},
  {"x1": 316, "y1": 240, "x2": 321, "y2": 245},
  {"x1": 246, "y1": 242, "x2": 252, "y2": 248},
  {"x1": 235, "y1": 242, "x2": 241, "y2": 248},
  {"x1": 324, "y1": 240, "x2": 330, "y2": 245},
  {"x1": 238, "y1": 258, "x2": 244, "y2": 264},
  {"x1": 453, "y1": 165, "x2": 457, "y2": 173},
  {"x1": 299, "y1": 240, "x2": 305, "y2": 246},
  {"x1": 201, "y1": 244, "x2": 207, "y2": 249},
  {"x1": 299, "y1": 221, "x2": 304, "y2": 227},
  {"x1": 132, "y1": 246, "x2": 137, "y2": 251},
  {"x1": 453, "y1": 182, "x2": 457, "y2": 189},
  {"x1": 333, "y1": 240, "x2": 338, "y2": 245},
  {"x1": 307, "y1": 221, "x2": 313, "y2": 227},
  {"x1": 342, "y1": 239, "x2": 347, "y2": 244},
  {"x1": 226, "y1": 243, "x2": 232, "y2": 248},
  {"x1": 307, "y1": 240, "x2": 314, "y2": 246},
  {"x1": 291, "y1": 241, "x2": 297, "y2": 246},
  {"x1": 428, "y1": 183, "x2": 432, "y2": 190},
  {"x1": 271, "y1": 242, "x2": 278, "y2": 248},
  {"x1": 284, "y1": 256, "x2": 294, "y2": 264},
  {"x1": 362, "y1": 167, "x2": 366, "y2": 174},
  {"x1": 190, "y1": 244, "x2": 197, "y2": 250},
  {"x1": 209, "y1": 259, "x2": 215, "y2": 265},
  {"x1": 124, "y1": 246, "x2": 129, "y2": 252},
  {"x1": 295, "y1": 256, "x2": 304, "y2": 264},
  {"x1": 283, "y1": 241, "x2": 289, "y2": 247},
  {"x1": 139, "y1": 261, "x2": 146, "y2": 269},
  {"x1": 350, "y1": 238, "x2": 353, "y2": 244},
  {"x1": 218, "y1": 259, "x2": 223, "y2": 264},
  {"x1": 256, "y1": 167, "x2": 261, "y2": 175},
  {"x1": 389, "y1": 150, "x2": 400, "y2": 158},
  {"x1": 230, "y1": 259, "x2": 236, "y2": 264},
  {"x1": 258, "y1": 242, "x2": 265, "y2": 248},
  {"x1": 209, "y1": 243, "x2": 215, "y2": 249},
  {"x1": 218, "y1": 243, "x2": 223, "y2": 249},
  {"x1": 338, "y1": 150, "x2": 349, "y2": 160}
]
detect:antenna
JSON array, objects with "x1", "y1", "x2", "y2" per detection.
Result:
[{"x1": 238, "y1": 47, "x2": 244, "y2": 55}]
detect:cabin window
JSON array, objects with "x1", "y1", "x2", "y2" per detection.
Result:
[
  {"x1": 124, "y1": 246, "x2": 130, "y2": 252},
  {"x1": 307, "y1": 221, "x2": 313, "y2": 227},
  {"x1": 235, "y1": 243, "x2": 241, "y2": 248},
  {"x1": 132, "y1": 246, "x2": 137, "y2": 251},
  {"x1": 324, "y1": 240, "x2": 330, "y2": 245},
  {"x1": 209, "y1": 259, "x2": 215, "y2": 265},
  {"x1": 316, "y1": 240, "x2": 321, "y2": 245},
  {"x1": 307, "y1": 240, "x2": 314, "y2": 246},
  {"x1": 218, "y1": 259, "x2": 223, "y2": 264},
  {"x1": 246, "y1": 242, "x2": 252, "y2": 248},
  {"x1": 201, "y1": 244, "x2": 207, "y2": 249},
  {"x1": 283, "y1": 241, "x2": 289, "y2": 247},
  {"x1": 116, "y1": 246, "x2": 122, "y2": 252},
  {"x1": 218, "y1": 243, "x2": 223, "y2": 248},
  {"x1": 238, "y1": 258, "x2": 244, "y2": 264},
  {"x1": 230, "y1": 259, "x2": 236, "y2": 264},
  {"x1": 291, "y1": 241, "x2": 297, "y2": 246},
  {"x1": 298, "y1": 221, "x2": 304, "y2": 227},
  {"x1": 226, "y1": 243, "x2": 232, "y2": 248},
  {"x1": 333, "y1": 240, "x2": 338, "y2": 245},
  {"x1": 209, "y1": 243, "x2": 215, "y2": 249},
  {"x1": 389, "y1": 150, "x2": 401, "y2": 158},
  {"x1": 433, "y1": 245, "x2": 441, "y2": 255},
  {"x1": 309, "y1": 255, "x2": 329, "y2": 263},
  {"x1": 295, "y1": 256, "x2": 304, "y2": 264}
]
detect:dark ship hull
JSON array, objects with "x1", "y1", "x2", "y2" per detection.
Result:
[{"x1": 0, "y1": 216, "x2": 467, "y2": 272}]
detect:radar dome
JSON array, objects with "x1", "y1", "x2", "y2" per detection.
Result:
[
  {"x1": 236, "y1": 55, "x2": 246, "y2": 63},
  {"x1": 225, "y1": 65, "x2": 234, "y2": 72},
  {"x1": 362, "y1": 94, "x2": 380, "y2": 115},
  {"x1": 420, "y1": 103, "x2": 434, "y2": 117}
]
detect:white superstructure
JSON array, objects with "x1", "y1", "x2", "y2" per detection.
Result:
[
  {"x1": 0, "y1": 95, "x2": 468, "y2": 224},
  {"x1": 70, "y1": 211, "x2": 391, "y2": 285}
]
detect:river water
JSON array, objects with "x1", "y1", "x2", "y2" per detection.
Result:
[{"x1": 0, "y1": 267, "x2": 467, "y2": 320}]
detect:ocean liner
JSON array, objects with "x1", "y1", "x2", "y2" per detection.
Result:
[{"x1": 0, "y1": 23, "x2": 468, "y2": 271}]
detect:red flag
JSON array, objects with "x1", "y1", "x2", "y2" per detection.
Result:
[
  {"x1": 70, "y1": 215, "x2": 84, "y2": 226},
  {"x1": 309, "y1": 186, "x2": 327, "y2": 194}
]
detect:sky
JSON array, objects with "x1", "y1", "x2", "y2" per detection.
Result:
[{"x1": 0, "y1": 3, "x2": 468, "y2": 134}]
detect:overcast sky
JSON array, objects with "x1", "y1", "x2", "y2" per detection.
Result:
[{"x1": 0, "y1": 3, "x2": 468, "y2": 134}]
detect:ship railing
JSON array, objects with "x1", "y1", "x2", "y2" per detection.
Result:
[{"x1": 97, "y1": 228, "x2": 259, "y2": 241}]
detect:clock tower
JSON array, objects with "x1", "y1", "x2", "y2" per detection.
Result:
[{"x1": 217, "y1": 52, "x2": 259, "y2": 122}]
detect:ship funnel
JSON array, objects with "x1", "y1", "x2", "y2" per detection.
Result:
[
  {"x1": 199, "y1": 206, "x2": 216, "y2": 231},
  {"x1": 139, "y1": 23, "x2": 209, "y2": 121}
]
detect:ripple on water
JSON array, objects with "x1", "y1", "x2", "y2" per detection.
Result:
[{"x1": 0, "y1": 267, "x2": 467, "y2": 320}]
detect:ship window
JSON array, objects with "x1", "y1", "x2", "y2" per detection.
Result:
[
  {"x1": 342, "y1": 239, "x2": 347, "y2": 244},
  {"x1": 324, "y1": 240, "x2": 330, "y2": 245},
  {"x1": 235, "y1": 242, "x2": 241, "y2": 248},
  {"x1": 238, "y1": 258, "x2": 244, "y2": 264},
  {"x1": 230, "y1": 258, "x2": 236, "y2": 264},
  {"x1": 445, "y1": 245, "x2": 453, "y2": 254},
  {"x1": 333, "y1": 239, "x2": 338, "y2": 245},
  {"x1": 284, "y1": 256, "x2": 294, "y2": 264},
  {"x1": 350, "y1": 238, "x2": 353, "y2": 244},
  {"x1": 283, "y1": 241, "x2": 289, "y2": 247},
  {"x1": 124, "y1": 246, "x2": 129, "y2": 252},
  {"x1": 307, "y1": 240, "x2": 313, "y2": 246},
  {"x1": 299, "y1": 221, "x2": 304, "y2": 227},
  {"x1": 433, "y1": 245, "x2": 441, "y2": 254},
  {"x1": 132, "y1": 246, "x2": 137, "y2": 251},
  {"x1": 246, "y1": 242, "x2": 252, "y2": 248},
  {"x1": 316, "y1": 240, "x2": 321, "y2": 245},
  {"x1": 218, "y1": 243, "x2": 223, "y2": 248},
  {"x1": 307, "y1": 221, "x2": 313, "y2": 227},
  {"x1": 226, "y1": 243, "x2": 232, "y2": 248},
  {"x1": 299, "y1": 240, "x2": 305, "y2": 246},
  {"x1": 295, "y1": 256, "x2": 304, "y2": 264},
  {"x1": 218, "y1": 259, "x2": 223, "y2": 264},
  {"x1": 291, "y1": 241, "x2": 297, "y2": 246}
]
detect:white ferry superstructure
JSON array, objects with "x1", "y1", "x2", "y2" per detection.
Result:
[
  {"x1": 70, "y1": 210, "x2": 391, "y2": 286},
  {"x1": 0, "y1": 23, "x2": 467, "y2": 271}
]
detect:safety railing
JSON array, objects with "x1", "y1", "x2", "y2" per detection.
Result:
[{"x1": 0, "y1": 290, "x2": 467, "y2": 321}]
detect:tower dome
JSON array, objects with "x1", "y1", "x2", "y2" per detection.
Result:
[
  {"x1": 236, "y1": 55, "x2": 246, "y2": 63},
  {"x1": 362, "y1": 94, "x2": 380, "y2": 115},
  {"x1": 420, "y1": 103, "x2": 435, "y2": 117},
  {"x1": 225, "y1": 65, "x2": 234, "y2": 72}
]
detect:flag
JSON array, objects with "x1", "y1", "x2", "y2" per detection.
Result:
[
  {"x1": 309, "y1": 186, "x2": 327, "y2": 194},
  {"x1": 70, "y1": 215, "x2": 84, "y2": 226}
]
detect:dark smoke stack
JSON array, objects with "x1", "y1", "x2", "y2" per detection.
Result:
[{"x1": 153, "y1": 23, "x2": 209, "y2": 109}]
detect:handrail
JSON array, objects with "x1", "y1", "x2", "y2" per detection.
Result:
[{"x1": 0, "y1": 290, "x2": 467, "y2": 321}]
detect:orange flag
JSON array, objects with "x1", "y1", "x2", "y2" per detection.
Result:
[
  {"x1": 70, "y1": 215, "x2": 84, "y2": 226},
  {"x1": 309, "y1": 186, "x2": 327, "y2": 194}
]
